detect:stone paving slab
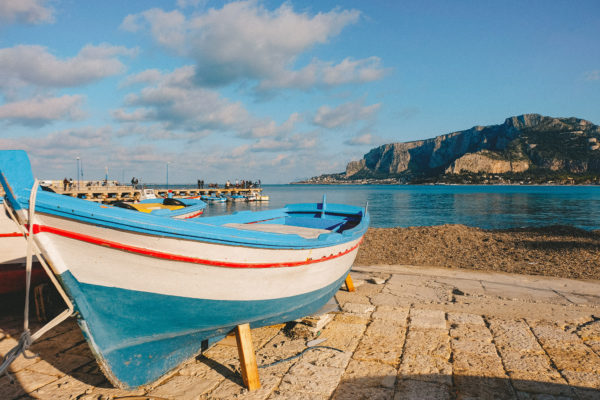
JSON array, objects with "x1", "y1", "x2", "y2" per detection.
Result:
[{"x1": 1, "y1": 264, "x2": 599, "y2": 399}]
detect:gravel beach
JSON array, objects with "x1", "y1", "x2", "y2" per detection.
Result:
[{"x1": 356, "y1": 225, "x2": 600, "y2": 281}]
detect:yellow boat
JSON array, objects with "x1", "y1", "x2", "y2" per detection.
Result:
[
  {"x1": 129, "y1": 202, "x2": 185, "y2": 213},
  {"x1": 113, "y1": 197, "x2": 206, "y2": 219}
]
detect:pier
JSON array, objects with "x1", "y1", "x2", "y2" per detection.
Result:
[{"x1": 1, "y1": 181, "x2": 263, "y2": 203}]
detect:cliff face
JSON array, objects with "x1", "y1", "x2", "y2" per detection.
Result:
[
  {"x1": 445, "y1": 151, "x2": 530, "y2": 174},
  {"x1": 344, "y1": 114, "x2": 600, "y2": 179}
]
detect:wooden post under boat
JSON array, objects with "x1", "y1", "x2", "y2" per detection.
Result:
[
  {"x1": 345, "y1": 274, "x2": 355, "y2": 292},
  {"x1": 235, "y1": 323, "x2": 261, "y2": 391}
]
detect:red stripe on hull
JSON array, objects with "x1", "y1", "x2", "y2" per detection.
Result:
[
  {"x1": 182, "y1": 210, "x2": 204, "y2": 219},
  {"x1": 32, "y1": 224, "x2": 361, "y2": 269},
  {"x1": 0, "y1": 232, "x2": 23, "y2": 238}
]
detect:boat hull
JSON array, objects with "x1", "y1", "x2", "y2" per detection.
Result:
[
  {"x1": 31, "y1": 212, "x2": 361, "y2": 388},
  {"x1": 59, "y1": 268, "x2": 348, "y2": 388}
]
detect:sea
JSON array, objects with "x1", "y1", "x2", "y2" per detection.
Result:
[{"x1": 167, "y1": 184, "x2": 600, "y2": 230}]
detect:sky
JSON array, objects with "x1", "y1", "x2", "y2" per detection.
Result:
[{"x1": 0, "y1": 0, "x2": 599, "y2": 184}]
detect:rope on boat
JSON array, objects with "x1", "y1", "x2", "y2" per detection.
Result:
[
  {"x1": 0, "y1": 180, "x2": 75, "y2": 381},
  {"x1": 258, "y1": 345, "x2": 344, "y2": 368}
]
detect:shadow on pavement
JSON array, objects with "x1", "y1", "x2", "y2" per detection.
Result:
[{"x1": 333, "y1": 374, "x2": 600, "y2": 399}]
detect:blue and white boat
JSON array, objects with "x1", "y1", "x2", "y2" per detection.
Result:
[
  {"x1": 200, "y1": 194, "x2": 227, "y2": 203},
  {"x1": 0, "y1": 150, "x2": 369, "y2": 389},
  {"x1": 228, "y1": 194, "x2": 246, "y2": 202}
]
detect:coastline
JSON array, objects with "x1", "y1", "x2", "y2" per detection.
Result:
[
  {"x1": 292, "y1": 180, "x2": 600, "y2": 186},
  {"x1": 355, "y1": 224, "x2": 600, "y2": 281}
]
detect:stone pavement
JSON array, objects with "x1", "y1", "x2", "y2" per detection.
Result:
[{"x1": 1, "y1": 264, "x2": 600, "y2": 399}]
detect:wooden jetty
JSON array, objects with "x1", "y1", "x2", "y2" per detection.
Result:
[{"x1": 1, "y1": 181, "x2": 263, "y2": 203}]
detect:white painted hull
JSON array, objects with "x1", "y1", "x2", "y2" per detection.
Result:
[
  {"x1": 33, "y1": 213, "x2": 360, "y2": 301},
  {"x1": 0, "y1": 207, "x2": 27, "y2": 264}
]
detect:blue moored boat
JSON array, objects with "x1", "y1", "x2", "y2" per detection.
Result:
[
  {"x1": 0, "y1": 150, "x2": 369, "y2": 389},
  {"x1": 200, "y1": 194, "x2": 227, "y2": 203}
]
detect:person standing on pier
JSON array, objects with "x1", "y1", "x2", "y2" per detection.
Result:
[{"x1": 63, "y1": 177, "x2": 68, "y2": 191}]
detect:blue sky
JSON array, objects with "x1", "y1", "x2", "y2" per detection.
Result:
[{"x1": 0, "y1": 0, "x2": 598, "y2": 183}]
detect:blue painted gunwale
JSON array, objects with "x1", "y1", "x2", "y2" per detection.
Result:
[{"x1": 0, "y1": 151, "x2": 369, "y2": 250}]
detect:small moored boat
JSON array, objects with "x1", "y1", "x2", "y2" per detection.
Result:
[
  {"x1": 126, "y1": 197, "x2": 206, "y2": 219},
  {"x1": 200, "y1": 194, "x2": 227, "y2": 203},
  {"x1": 228, "y1": 194, "x2": 246, "y2": 202},
  {"x1": 245, "y1": 193, "x2": 258, "y2": 202},
  {"x1": 0, "y1": 150, "x2": 369, "y2": 389}
]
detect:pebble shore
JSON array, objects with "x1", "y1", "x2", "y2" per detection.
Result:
[
  {"x1": 357, "y1": 225, "x2": 600, "y2": 280},
  {"x1": 1, "y1": 264, "x2": 600, "y2": 399}
]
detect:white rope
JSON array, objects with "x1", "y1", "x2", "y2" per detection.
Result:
[
  {"x1": 0, "y1": 180, "x2": 75, "y2": 380},
  {"x1": 23, "y1": 179, "x2": 38, "y2": 334}
]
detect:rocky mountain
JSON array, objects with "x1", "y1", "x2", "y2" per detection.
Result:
[{"x1": 304, "y1": 114, "x2": 600, "y2": 184}]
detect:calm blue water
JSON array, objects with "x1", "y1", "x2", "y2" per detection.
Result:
[{"x1": 171, "y1": 185, "x2": 600, "y2": 230}]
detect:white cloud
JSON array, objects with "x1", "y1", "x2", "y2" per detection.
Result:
[
  {"x1": 0, "y1": 95, "x2": 85, "y2": 126},
  {"x1": 0, "y1": 127, "x2": 112, "y2": 160},
  {"x1": 313, "y1": 100, "x2": 380, "y2": 129},
  {"x1": 0, "y1": 0, "x2": 54, "y2": 25},
  {"x1": 247, "y1": 113, "x2": 301, "y2": 138},
  {"x1": 0, "y1": 127, "x2": 187, "y2": 183},
  {"x1": 322, "y1": 57, "x2": 387, "y2": 86},
  {"x1": 112, "y1": 108, "x2": 152, "y2": 122},
  {"x1": 176, "y1": 0, "x2": 206, "y2": 9},
  {"x1": 250, "y1": 132, "x2": 317, "y2": 152},
  {"x1": 259, "y1": 57, "x2": 388, "y2": 90},
  {"x1": 117, "y1": 66, "x2": 304, "y2": 140},
  {"x1": 0, "y1": 127, "x2": 333, "y2": 183},
  {"x1": 120, "y1": 69, "x2": 163, "y2": 87},
  {"x1": 123, "y1": 9, "x2": 187, "y2": 50},
  {"x1": 396, "y1": 106, "x2": 420, "y2": 119},
  {"x1": 231, "y1": 144, "x2": 250, "y2": 157},
  {"x1": 121, "y1": 1, "x2": 385, "y2": 91},
  {"x1": 345, "y1": 133, "x2": 375, "y2": 146},
  {"x1": 187, "y1": 1, "x2": 360, "y2": 86},
  {"x1": 0, "y1": 44, "x2": 137, "y2": 94},
  {"x1": 584, "y1": 70, "x2": 600, "y2": 81},
  {"x1": 115, "y1": 66, "x2": 250, "y2": 132},
  {"x1": 120, "y1": 13, "x2": 143, "y2": 32}
]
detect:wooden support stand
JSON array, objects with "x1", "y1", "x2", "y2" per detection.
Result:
[
  {"x1": 34, "y1": 284, "x2": 47, "y2": 322},
  {"x1": 345, "y1": 273, "x2": 355, "y2": 292},
  {"x1": 235, "y1": 323, "x2": 261, "y2": 391}
]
